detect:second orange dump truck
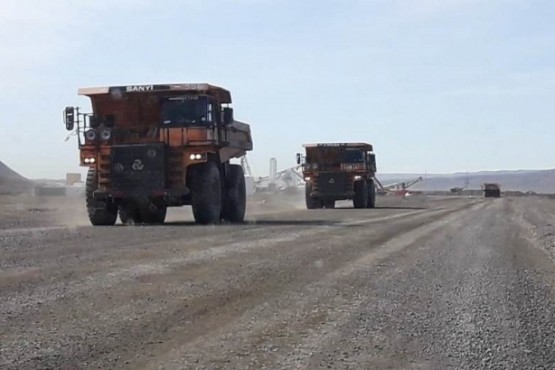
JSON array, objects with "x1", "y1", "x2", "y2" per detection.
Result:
[{"x1": 297, "y1": 143, "x2": 377, "y2": 209}]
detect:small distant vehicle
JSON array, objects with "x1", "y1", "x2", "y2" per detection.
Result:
[
  {"x1": 483, "y1": 183, "x2": 501, "y2": 198},
  {"x1": 297, "y1": 143, "x2": 377, "y2": 209},
  {"x1": 63, "y1": 83, "x2": 253, "y2": 225}
]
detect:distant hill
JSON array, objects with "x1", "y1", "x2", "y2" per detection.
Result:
[
  {"x1": 378, "y1": 169, "x2": 555, "y2": 194},
  {"x1": 0, "y1": 161, "x2": 31, "y2": 194}
]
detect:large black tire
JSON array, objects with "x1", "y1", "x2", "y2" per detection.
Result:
[
  {"x1": 323, "y1": 199, "x2": 336, "y2": 209},
  {"x1": 367, "y1": 179, "x2": 376, "y2": 209},
  {"x1": 305, "y1": 183, "x2": 320, "y2": 209},
  {"x1": 140, "y1": 205, "x2": 167, "y2": 224},
  {"x1": 222, "y1": 164, "x2": 246, "y2": 223},
  {"x1": 353, "y1": 180, "x2": 368, "y2": 209},
  {"x1": 119, "y1": 203, "x2": 142, "y2": 225},
  {"x1": 86, "y1": 168, "x2": 117, "y2": 226},
  {"x1": 190, "y1": 162, "x2": 222, "y2": 225}
]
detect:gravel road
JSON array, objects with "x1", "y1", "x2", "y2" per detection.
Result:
[{"x1": 2, "y1": 195, "x2": 555, "y2": 369}]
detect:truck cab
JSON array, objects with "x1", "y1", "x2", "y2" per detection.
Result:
[
  {"x1": 297, "y1": 143, "x2": 376, "y2": 209},
  {"x1": 64, "y1": 83, "x2": 253, "y2": 225}
]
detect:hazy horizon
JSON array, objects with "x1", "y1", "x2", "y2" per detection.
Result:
[{"x1": 2, "y1": 157, "x2": 554, "y2": 182}]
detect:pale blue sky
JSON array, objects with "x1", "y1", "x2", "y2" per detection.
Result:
[{"x1": 1, "y1": 0, "x2": 554, "y2": 178}]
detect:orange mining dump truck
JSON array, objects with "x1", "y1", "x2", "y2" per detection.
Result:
[
  {"x1": 483, "y1": 183, "x2": 501, "y2": 198},
  {"x1": 297, "y1": 143, "x2": 377, "y2": 209},
  {"x1": 64, "y1": 83, "x2": 253, "y2": 225}
]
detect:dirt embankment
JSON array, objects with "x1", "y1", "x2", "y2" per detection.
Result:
[{"x1": 0, "y1": 161, "x2": 31, "y2": 195}]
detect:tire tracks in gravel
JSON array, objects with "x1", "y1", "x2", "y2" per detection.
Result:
[
  {"x1": 144, "y1": 198, "x2": 489, "y2": 369},
  {"x1": 260, "y1": 198, "x2": 555, "y2": 370},
  {"x1": 97, "y1": 199, "x2": 483, "y2": 369},
  {"x1": 0, "y1": 198, "x2": 480, "y2": 369},
  {"x1": 281, "y1": 198, "x2": 507, "y2": 370},
  {"x1": 0, "y1": 205, "x2": 432, "y2": 298},
  {"x1": 0, "y1": 202, "x2": 426, "y2": 272},
  {"x1": 511, "y1": 197, "x2": 555, "y2": 264}
]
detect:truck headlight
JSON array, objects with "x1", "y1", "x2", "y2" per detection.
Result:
[
  {"x1": 100, "y1": 128, "x2": 112, "y2": 140},
  {"x1": 189, "y1": 153, "x2": 205, "y2": 160},
  {"x1": 84, "y1": 157, "x2": 96, "y2": 164},
  {"x1": 85, "y1": 129, "x2": 97, "y2": 141}
]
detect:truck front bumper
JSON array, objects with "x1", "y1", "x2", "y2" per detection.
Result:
[
  {"x1": 93, "y1": 187, "x2": 189, "y2": 201},
  {"x1": 309, "y1": 190, "x2": 356, "y2": 200}
]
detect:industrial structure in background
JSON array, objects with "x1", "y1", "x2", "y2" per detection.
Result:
[
  {"x1": 375, "y1": 176, "x2": 423, "y2": 197},
  {"x1": 241, "y1": 156, "x2": 304, "y2": 194},
  {"x1": 450, "y1": 186, "x2": 465, "y2": 195},
  {"x1": 66, "y1": 173, "x2": 82, "y2": 186},
  {"x1": 33, "y1": 173, "x2": 85, "y2": 197},
  {"x1": 483, "y1": 183, "x2": 501, "y2": 198},
  {"x1": 240, "y1": 156, "x2": 256, "y2": 196}
]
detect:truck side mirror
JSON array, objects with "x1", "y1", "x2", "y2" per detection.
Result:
[
  {"x1": 223, "y1": 107, "x2": 234, "y2": 124},
  {"x1": 64, "y1": 107, "x2": 75, "y2": 131},
  {"x1": 296, "y1": 153, "x2": 302, "y2": 165}
]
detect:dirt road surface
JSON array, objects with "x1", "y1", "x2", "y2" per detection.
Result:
[{"x1": 2, "y1": 195, "x2": 555, "y2": 369}]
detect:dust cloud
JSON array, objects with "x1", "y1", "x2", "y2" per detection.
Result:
[{"x1": 0, "y1": 194, "x2": 89, "y2": 230}]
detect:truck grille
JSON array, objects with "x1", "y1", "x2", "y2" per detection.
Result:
[
  {"x1": 111, "y1": 144, "x2": 166, "y2": 192},
  {"x1": 315, "y1": 173, "x2": 350, "y2": 195}
]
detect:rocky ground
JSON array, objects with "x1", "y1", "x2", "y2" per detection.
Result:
[{"x1": 1, "y1": 194, "x2": 555, "y2": 369}]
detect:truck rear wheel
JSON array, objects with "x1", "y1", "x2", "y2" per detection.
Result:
[
  {"x1": 305, "y1": 183, "x2": 320, "y2": 209},
  {"x1": 367, "y1": 180, "x2": 376, "y2": 208},
  {"x1": 353, "y1": 180, "x2": 368, "y2": 209},
  {"x1": 222, "y1": 164, "x2": 246, "y2": 223},
  {"x1": 190, "y1": 162, "x2": 222, "y2": 225},
  {"x1": 86, "y1": 168, "x2": 117, "y2": 226}
]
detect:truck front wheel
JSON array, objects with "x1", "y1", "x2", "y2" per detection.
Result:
[
  {"x1": 305, "y1": 183, "x2": 321, "y2": 209},
  {"x1": 222, "y1": 164, "x2": 246, "y2": 223},
  {"x1": 86, "y1": 168, "x2": 117, "y2": 226},
  {"x1": 353, "y1": 180, "x2": 368, "y2": 209},
  {"x1": 190, "y1": 162, "x2": 222, "y2": 225},
  {"x1": 367, "y1": 180, "x2": 376, "y2": 208}
]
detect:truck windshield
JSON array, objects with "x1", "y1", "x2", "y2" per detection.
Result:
[
  {"x1": 342, "y1": 150, "x2": 364, "y2": 163},
  {"x1": 307, "y1": 148, "x2": 365, "y2": 165},
  {"x1": 160, "y1": 96, "x2": 211, "y2": 126}
]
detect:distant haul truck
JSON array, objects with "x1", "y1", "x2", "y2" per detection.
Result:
[
  {"x1": 64, "y1": 83, "x2": 253, "y2": 226},
  {"x1": 297, "y1": 143, "x2": 377, "y2": 209},
  {"x1": 483, "y1": 183, "x2": 501, "y2": 198}
]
